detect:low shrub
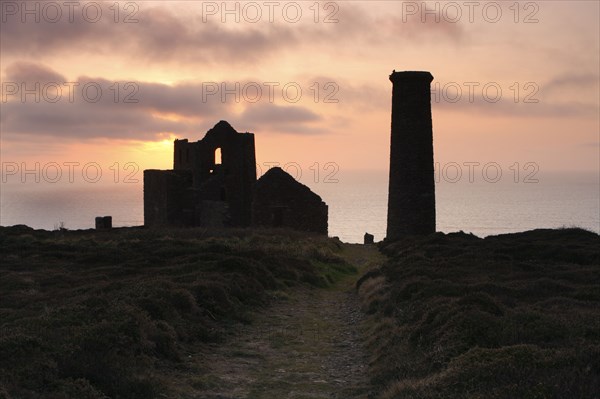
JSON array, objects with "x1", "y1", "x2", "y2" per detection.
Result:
[
  {"x1": 0, "y1": 226, "x2": 354, "y2": 398},
  {"x1": 360, "y1": 228, "x2": 600, "y2": 398}
]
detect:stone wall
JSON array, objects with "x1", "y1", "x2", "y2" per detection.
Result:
[
  {"x1": 143, "y1": 169, "x2": 196, "y2": 227},
  {"x1": 252, "y1": 167, "x2": 328, "y2": 234},
  {"x1": 173, "y1": 121, "x2": 256, "y2": 227}
]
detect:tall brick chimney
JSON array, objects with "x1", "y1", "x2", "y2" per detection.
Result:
[{"x1": 386, "y1": 70, "x2": 436, "y2": 240}]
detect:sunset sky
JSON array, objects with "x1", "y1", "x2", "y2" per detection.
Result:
[{"x1": 1, "y1": 0, "x2": 599, "y2": 184}]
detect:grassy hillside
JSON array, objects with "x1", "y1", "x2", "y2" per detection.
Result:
[
  {"x1": 0, "y1": 226, "x2": 355, "y2": 399},
  {"x1": 358, "y1": 228, "x2": 600, "y2": 399}
]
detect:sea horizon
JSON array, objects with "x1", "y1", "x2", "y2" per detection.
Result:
[{"x1": 2, "y1": 169, "x2": 598, "y2": 243}]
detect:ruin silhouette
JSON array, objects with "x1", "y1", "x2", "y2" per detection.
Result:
[
  {"x1": 144, "y1": 121, "x2": 327, "y2": 234},
  {"x1": 386, "y1": 71, "x2": 436, "y2": 240},
  {"x1": 253, "y1": 167, "x2": 328, "y2": 234},
  {"x1": 145, "y1": 70, "x2": 436, "y2": 239}
]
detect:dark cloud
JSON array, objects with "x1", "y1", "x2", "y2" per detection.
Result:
[
  {"x1": 329, "y1": 2, "x2": 465, "y2": 45},
  {"x1": 5, "y1": 61, "x2": 67, "y2": 84},
  {"x1": 0, "y1": 1, "x2": 464, "y2": 66},
  {"x1": 240, "y1": 103, "x2": 321, "y2": 125},
  {"x1": 579, "y1": 141, "x2": 600, "y2": 148},
  {"x1": 0, "y1": 2, "x2": 301, "y2": 65},
  {"x1": 431, "y1": 76, "x2": 599, "y2": 119},
  {"x1": 378, "y1": 15, "x2": 464, "y2": 42},
  {"x1": 542, "y1": 73, "x2": 600, "y2": 95},
  {"x1": 127, "y1": 7, "x2": 299, "y2": 64},
  {"x1": 433, "y1": 97, "x2": 598, "y2": 118},
  {"x1": 235, "y1": 103, "x2": 325, "y2": 135},
  {"x1": 1, "y1": 62, "x2": 328, "y2": 140},
  {"x1": 0, "y1": 100, "x2": 200, "y2": 140}
]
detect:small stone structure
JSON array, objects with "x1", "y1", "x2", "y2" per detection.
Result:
[
  {"x1": 386, "y1": 70, "x2": 436, "y2": 240},
  {"x1": 364, "y1": 232, "x2": 374, "y2": 244},
  {"x1": 252, "y1": 167, "x2": 328, "y2": 234},
  {"x1": 144, "y1": 121, "x2": 327, "y2": 234},
  {"x1": 95, "y1": 216, "x2": 112, "y2": 230}
]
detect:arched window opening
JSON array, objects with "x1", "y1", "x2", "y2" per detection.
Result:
[{"x1": 215, "y1": 148, "x2": 222, "y2": 165}]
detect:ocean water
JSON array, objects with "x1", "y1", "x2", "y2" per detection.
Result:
[{"x1": 1, "y1": 171, "x2": 598, "y2": 243}]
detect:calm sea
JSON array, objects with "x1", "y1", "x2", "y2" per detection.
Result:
[{"x1": 1, "y1": 170, "x2": 598, "y2": 243}]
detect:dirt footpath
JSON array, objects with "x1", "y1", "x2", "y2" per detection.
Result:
[{"x1": 188, "y1": 244, "x2": 383, "y2": 399}]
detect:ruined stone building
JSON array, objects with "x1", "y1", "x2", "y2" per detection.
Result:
[
  {"x1": 144, "y1": 121, "x2": 327, "y2": 234},
  {"x1": 386, "y1": 70, "x2": 436, "y2": 240},
  {"x1": 144, "y1": 121, "x2": 255, "y2": 227},
  {"x1": 253, "y1": 167, "x2": 328, "y2": 234}
]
